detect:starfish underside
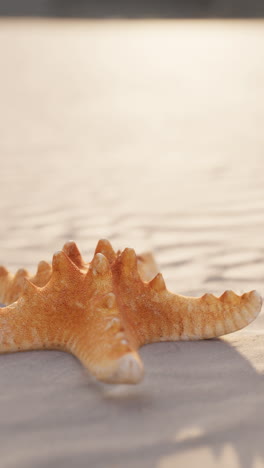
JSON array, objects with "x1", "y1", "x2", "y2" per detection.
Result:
[{"x1": 0, "y1": 240, "x2": 262, "y2": 384}]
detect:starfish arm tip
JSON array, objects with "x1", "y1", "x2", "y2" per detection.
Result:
[
  {"x1": 101, "y1": 353, "x2": 145, "y2": 385},
  {"x1": 247, "y1": 289, "x2": 263, "y2": 317}
]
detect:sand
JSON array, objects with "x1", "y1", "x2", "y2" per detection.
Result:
[{"x1": 0, "y1": 19, "x2": 264, "y2": 468}]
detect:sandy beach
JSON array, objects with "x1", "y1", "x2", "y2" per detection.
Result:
[{"x1": 0, "y1": 19, "x2": 264, "y2": 468}]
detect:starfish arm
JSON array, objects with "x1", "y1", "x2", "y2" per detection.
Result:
[
  {"x1": 0, "y1": 288, "x2": 144, "y2": 384},
  {"x1": 0, "y1": 293, "x2": 52, "y2": 353},
  {"x1": 112, "y1": 248, "x2": 263, "y2": 346},
  {"x1": 66, "y1": 292, "x2": 144, "y2": 384},
  {"x1": 69, "y1": 328, "x2": 144, "y2": 384},
  {"x1": 140, "y1": 288, "x2": 263, "y2": 344}
]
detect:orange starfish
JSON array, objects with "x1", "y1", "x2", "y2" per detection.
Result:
[{"x1": 0, "y1": 240, "x2": 262, "y2": 384}]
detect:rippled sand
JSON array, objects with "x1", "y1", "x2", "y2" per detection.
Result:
[{"x1": 0, "y1": 19, "x2": 264, "y2": 468}]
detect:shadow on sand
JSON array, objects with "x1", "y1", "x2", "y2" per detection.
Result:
[{"x1": 91, "y1": 337, "x2": 264, "y2": 468}]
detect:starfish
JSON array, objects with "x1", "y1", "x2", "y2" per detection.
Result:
[{"x1": 0, "y1": 240, "x2": 262, "y2": 384}]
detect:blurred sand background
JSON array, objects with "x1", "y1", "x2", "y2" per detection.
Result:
[{"x1": 0, "y1": 19, "x2": 264, "y2": 468}]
